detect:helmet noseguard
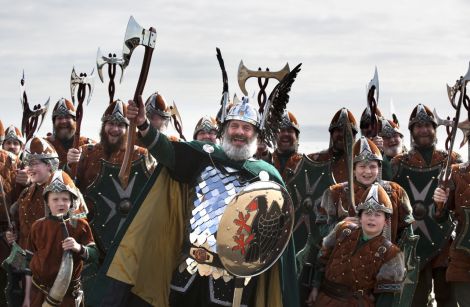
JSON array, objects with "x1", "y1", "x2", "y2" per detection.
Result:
[
  {"x1": 408, "y1": 104, "x2": 437, "y2": 130},
  {"x1": 193, "y1": 116, "x2": 218, "y2": 140},
  {"x1": 379, "y1": 118, "x2": 403, "y2": 138},
  {"x1": 4, "y1": 125, "x2": 25, "y2": 145},
  {"x1": 329, "y1": 108, "x2": 358, "y2": 134},
  {"x1": 145, "y1": 92, "x2": 171, "y2": 119},
  {"x1": 52, "y1": 98, "x2": 76, "y2": 120},
  {"x1": 279, "y1": 111, "x2": 300, "y2": 135},
  {"x1": 224, "y1": 96, "x2": 260, "y2": 128},
  {"x1": 356, "y1": 183, "x2": 393, "y2": 215},
  {"x1": 101, "y1": 100, "x2": 130, "y2": 125},
  {"x1": 353, "y1": 136, "x2": 382, "y2": 164}
]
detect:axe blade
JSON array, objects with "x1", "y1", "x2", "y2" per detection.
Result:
[
  {"x1": 122, "y1": 16, "x2": 157, "y2": 70},
  {"x1": 70, "y1": 67, "x2": 79, "y2": 105},
  {"x1": 367, "y1": 66, "x2": 379, "y2": 102},
  {"x1": 170, "y1": 101, "x2": 183, "y2": 129},
  {"x1": 36, "y1": 97, "x2": 50, "y2": 132},
  {"x1": 462, "y1": 61, "x2": 470, "y2": 84},
  {"x1": 457, "y1": 119, "x2": 470, "y2": 148},
  {"x1": 237, "y1": 60, "x2": 290, "y2": 96},
  {"x1": 433, "y1": 108, "x2": 454, "y2": 128},
  {"x1": 96, "y1": 48, "x2": 106, "y2": 83},
  {"x1": 86, "y1": 69, "x2": 95, "y2": 105},
  {"x1": 70, "y1": 67, "x2": 95, "y2": 105}
]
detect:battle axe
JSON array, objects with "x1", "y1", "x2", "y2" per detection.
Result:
[
  {"x1": 96, "y1": 48, "x2": 125, "y2": 104},
  {"x1": 118, "y1": 16, "x2": 157, "y2": 188},
  {"x1": 20, "y1": 71, "x2": 50, "y2": 141},
  {"x1": 69, "y1": 67, "x2": 95, "y2": 178}
]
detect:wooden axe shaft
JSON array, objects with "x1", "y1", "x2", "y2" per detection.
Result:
[{"x1": 119, "y1": 46, "x2": 155, "y2": 188}]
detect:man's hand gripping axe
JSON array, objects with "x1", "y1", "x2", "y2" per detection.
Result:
[{"x1": 118, "y1": 16, "x2": 157, "y2": 188}]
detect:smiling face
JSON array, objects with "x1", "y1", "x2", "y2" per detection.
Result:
[
  {"x1": 26, "y1": 159, "x2": 52, "y2": 184},
  {"x1": 354, "y1": 160, "x2": 379, "y2": 186},
  {"x1": 3, "y1": 139, "x2": 22, "y2": 155},
  {"x1": 360, "y1": 210, "x2": 387, "y2": 238},
  {"x1": 411, "y1": 122, "x2": 436, "y2": 148},
  {"x1": 47, "y1": 191, "x2": 72, "y2": 216},
  {"x1": 276, "y1": 127, "x2": 298, "y2": 154},
  {"x1": 53, "y1": 115, "x2": 76, "y2": 141},
  {"x1": 221, "y1": 120, "x2": 258, "y2": 161},
  {"x1": 382, "y1": 133, "x2": 403, "y2": 157}
]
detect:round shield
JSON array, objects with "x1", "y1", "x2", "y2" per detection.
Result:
[{"x1": 216, "y1": 180, "x2": 294, "y2": 277}]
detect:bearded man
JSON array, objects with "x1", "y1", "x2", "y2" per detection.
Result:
[
  {"x1": 99, "y1": 96, "x2": 299, "y2": 307},
  {"x1": 308, "y1": 108, "x2": 358, "y2": 184},
  {"x1": 379, "y1": 118, "x2": 406, "y2": 180},
  {"x1": 46, "y1": 98, "x2": 95, "y2": 168},
  {"x1": 392, "y1": 104, "x2": 461, "y2": 307},
  {"x1": 2, "y1": 125, "x2": 24, "y2": 157},
  {"x1": 193, "y1": 115, "x2": 218, "y2": 144}
]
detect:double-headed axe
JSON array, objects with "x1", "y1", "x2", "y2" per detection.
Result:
[
  {"x1": 436, "y1": 61, "x2": 470, "y2": 217},
  {"x1": 96, "y1": 48, "x2": 125, "y2": 104},
  {"x1": 20, "y1": 71, "x2": 50, "y2": 141},
  {"x1": 69, "y1": 67, "x2": 95, "y2": 178},
  {"x1": 119, "y1": 16, "x2": 157, "y2": 188},
  {"x1": 238, "y1": 61, "x2": 290, "y2": 117}
]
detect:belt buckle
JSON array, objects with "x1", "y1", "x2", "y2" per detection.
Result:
[{"x1": 190, "y1": 247, "x2": 214, "y2": 264}]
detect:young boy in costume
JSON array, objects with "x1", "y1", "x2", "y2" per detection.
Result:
[
  {"x1": 22, "y1": 171, "x2": 98, "y2": 307},
  {"x1": 307, "y1": 183, "x2": 405, "y2": 307}
]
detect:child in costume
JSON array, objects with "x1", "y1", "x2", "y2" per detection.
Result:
[
  {"x1": 22, "y1": 171, "x2": 98, "y2": 307},
  {"x1": 307, "y1": 183, "x2": 405, "y2": 307}
]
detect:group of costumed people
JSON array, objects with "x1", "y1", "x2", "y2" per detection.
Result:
[{"x1": 1, "y1": 19, "x2": 470, "y2": 307}]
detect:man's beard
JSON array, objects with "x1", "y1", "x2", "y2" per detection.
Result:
[
  {"x1": 221, "y1": 131, "x2": 258, "y2": 161},
  {"x1": 54, "y1": 122, "x2": 76, "y2": 141},
  {"x1": 412, "y1": 132, "x2": 436, "y2": 148},
  {"x1": 276, "y1": 136, "x2": 298, "y2": 154},
  {"x1": 100, "y1": 125, "x2": 126, "y2": 157}
]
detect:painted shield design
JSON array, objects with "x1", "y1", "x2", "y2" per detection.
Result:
[
  {"x1": 286, "y1": 155, "x2": 335, "y2": 257},
  {"x1": 85, "y1": 156, "x2": 152, "y2": 253},
  {"x1": 216, "y1": 181, "x2": 294, "y2": 277},
  {"x1": 393, "y1": 162, "x2": 454, "y2": 269}
]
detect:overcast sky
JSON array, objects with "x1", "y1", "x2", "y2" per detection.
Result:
[{"x1": 1, "y1": 0, "x2": 470, "y2": 154}]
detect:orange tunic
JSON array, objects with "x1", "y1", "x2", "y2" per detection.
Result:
[
  {"x1": 316, "y1": 222, "x2": 403, "y2": 307},
  {"x1": 45, "y1": 135, "x2": 94, "y2": 169},
  {"x1": 308, "y1": 148, "x2": 348, "y2": 184},
  {"x1": 75, "y1": 143, "x2": 154, "y2": 216},
  {"x1": 445, "y1": 162, "x2": 470, "y2": 282},
  {"x1": 271, "y1": 150, "x2": 303, "y2": 182},
  {"x1": 319, "y1": 180, "x2": 413, "y2": 243},
  {"x1": 27, "y1": 217, "x2": 94, "y2": 307},
  {"x1": 17, "y1": 184, "x2": 46, "y2": 249},
  {"x1": 0, "y1": 149, "x2": 20, "y2": 223}
]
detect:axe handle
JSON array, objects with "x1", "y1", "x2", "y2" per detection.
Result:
[
  {"x1": 70, "y1": 85, "x2": 86, "y2": 179},
  {"x1": 119, "y1": 45, "x2": 155, "y2": 188}
]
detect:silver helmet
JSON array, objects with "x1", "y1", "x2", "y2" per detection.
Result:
[{"x1": 224, "y1": 96, "x2": 260, "y2": 128}]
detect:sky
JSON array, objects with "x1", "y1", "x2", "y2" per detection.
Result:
[{"x1": 1, "y1": 0, "x2": 470, "y2": 156}]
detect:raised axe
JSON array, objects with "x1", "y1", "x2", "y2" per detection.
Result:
[
  {"x1": 96, "y1": 48, "x2": 125, "y2": 104},
  {"x1": 169, "y1": 101, "x2": 186, "y2": 141},
  {"x1": 237, "y1": 60, "x2": 290, "y2": 113},
  {"x1": 69, "y1": 67, "x2": 95, "y2": 178},
  {"x1": 20, "y1": 71, "x2": 50, "y2": 142},
  {"x1": 118, "y1": 16, "x2": 157, "y2": 189},
  {"x1": 365, "y1": 66, "x2": 380, "y2": 137},
  {"x1": 435, "y1": 61, "x2": 470, "y2": 217}
]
